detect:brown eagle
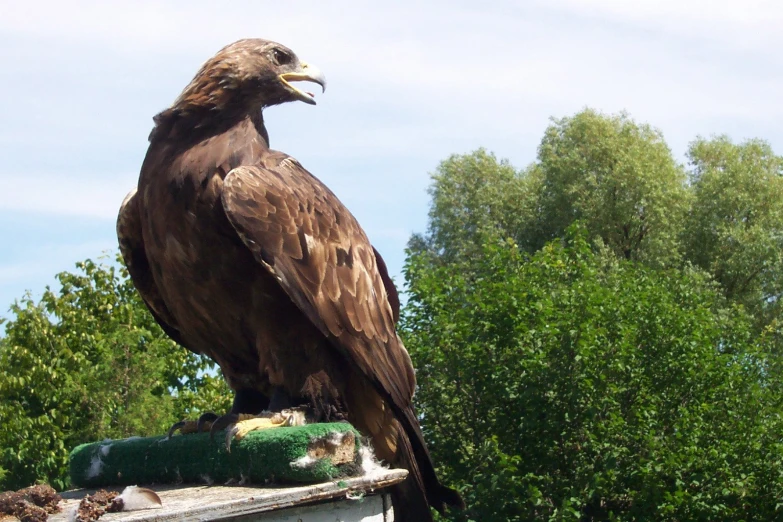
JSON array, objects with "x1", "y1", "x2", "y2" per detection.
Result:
[{"x1": 116, "y1": 39, "x2": 462, "y2": 520}]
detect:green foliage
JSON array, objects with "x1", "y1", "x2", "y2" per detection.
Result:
[
  {"x1": 408, "y1": 109, "x2": 783, "y2": 519},
  {"x1": 534, "y1": 110, "x2": 689, "y2": 267},
  {"x1": 418, "y1": 112, "x2": 783, "y2": 332},
  {"x1": 0, "y1": 256, "x2": 232, "y2": 491},
  {"x1": 419, "y1": 149, "x2": 540, "y2": 260},
  {"x1": 684, "y1": 136, "x2": 783, "y2": 326},
  {"x1": 420, "y1": 110, "x2": 689, "y2": 271},
  {"x1": 404, "y1": 227, "x2": 783, "y2": 521}
]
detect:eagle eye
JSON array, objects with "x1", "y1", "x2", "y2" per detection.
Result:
[{"x1": 271, "y1": 49, "x2": 292, "y2": 66}]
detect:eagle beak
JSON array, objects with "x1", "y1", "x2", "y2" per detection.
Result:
[{"x1": 279, "y1": 62, "x2": 327, "y2": 105}]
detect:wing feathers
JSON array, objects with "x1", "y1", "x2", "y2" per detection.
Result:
[
  {"x1": 116, "y1": 189, "x2": 188, "y2": 348},
  {"x1": 373, "y1": 246, "x2": 401, "y2": 324},
  {"x1": 221, "y1": 160, "x2": 415, "y2": 409},
  {"x1": 220, "y1": 159, "x2": 460, "y2": 514}
]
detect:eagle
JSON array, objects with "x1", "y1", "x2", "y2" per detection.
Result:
[{"x1": 116, "y1": 38, "x2": 462, "y2": 520}]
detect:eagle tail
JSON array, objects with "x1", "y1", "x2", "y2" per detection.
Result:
[{"x1": 389, "y1": 407, "x2": 464, "y2": 521}]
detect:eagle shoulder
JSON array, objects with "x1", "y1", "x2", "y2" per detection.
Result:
[{"x1": 220, "y1": 155, "x2": 416, "y2": 407}]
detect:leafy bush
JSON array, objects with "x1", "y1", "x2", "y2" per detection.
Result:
[
  {"x1": 404, "y1": 227, "x2": 783, "y2": 521},
  {"x1": 0, "y1": 257, "x2": 231, "y2": 491}
]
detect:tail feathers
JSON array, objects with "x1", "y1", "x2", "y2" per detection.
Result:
[
  {"x1": 439, "y1": 483, "x2": 466, "y2": 510},
  {"x1": 390, "y1": 429, "x2": 435, "y2": 522},
  {"x1": 402, "y1": 407, "x2": 464, "y2": 512},
  {"x1": 389, "y1": 407, "x2": 464, "y2": 521}
]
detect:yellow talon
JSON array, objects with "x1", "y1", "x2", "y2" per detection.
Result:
[
  {"x1": 167, "y1": 419, "x2": 211, "y2": 437},
  {"x1": 234, "y1": 416, "x2": 288, "y2": 436},
  {"x1": 225, "y1": 408, "x2": 309, "y2": 451},
  {"x1": 236, "y1": 413, "x2": 261, "y2": 423}
]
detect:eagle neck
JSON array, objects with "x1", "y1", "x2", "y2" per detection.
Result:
[
  {"x1": 252, "y1": 110, "x2": 271, "y2": 149},
  {"x1": 149, "y1": 105, "x2": 270, "y2": 150}
]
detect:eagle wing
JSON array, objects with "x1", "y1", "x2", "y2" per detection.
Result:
[
  {"x1": 373, "y1": 245, "x2": 400, "y2": 324},
  {"x1": 220, "y1": 152, "x2": 415, "y2": 409},
  {"x1": 117, "y1": 188, "x2": 188, "y2": 348}
]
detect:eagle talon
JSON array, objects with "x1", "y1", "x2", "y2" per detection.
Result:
[
  {"x1": 167, "y1": 412, "x2": 219, "y2": 438},
  {"x1": 224, "y1": 408, "x2": 310, "y2": 452},
  {"x1": 167, "y1": 420, "x2": 190, "y2": 438},
  {"x1": 209, "y1": 413, "x2": 241, "y2": 441},
  {"x1": 197, "y1": 412, "x2": 219, "y2": 433}
]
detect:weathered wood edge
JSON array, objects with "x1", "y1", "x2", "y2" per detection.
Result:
[{"x1": 51, "y1": 468, "x2": 408, "y2": 521}]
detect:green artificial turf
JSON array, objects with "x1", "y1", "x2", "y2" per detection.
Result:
[{"x1": 69, "y1": 423, "x2": 361, "y2": 488}]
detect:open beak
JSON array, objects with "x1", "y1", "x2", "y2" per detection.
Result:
[{"x1": 279, "y1": 62, "x2": 327, "y2": 105}]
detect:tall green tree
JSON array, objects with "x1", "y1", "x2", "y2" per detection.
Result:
[
  {"x1": 534, "y1": 110, "x2": 689, "y2": 267},
  {"x1": 416, "y1": 149, "x2": 539, "y2": 261},
  {"x1": 417, "y1": 110, "x2": 690, "y2": 270},
  {"x1": 0, "y1": 256, "x2": 232, "y2": 491},
  {"x1": 684, "y1": 136, "x2": 783, "y2": 327},
  {"x1": 403, "y1": 227, "x2": 783, "y2": 521}
]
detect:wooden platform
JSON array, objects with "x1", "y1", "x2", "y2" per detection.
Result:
[{"x1": 50, "y1": 468, "x2": 407, "y2": 521}]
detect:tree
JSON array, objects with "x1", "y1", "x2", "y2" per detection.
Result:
[
  {"x1": 404, "y1": 118, "x2": 783, "y2": 519},
  {"x1": 417, "y1": 110, "x2": 690, "y2": 271},
  {"x1": 403, "y1": 227, "x2": 783, "y2": 521},
  {"x1": 416, "y1": 149, "x2": 540, "y2": 261},
  {"x1": 0, "y1": 256, "x2": 232, "y2": 491},
  {"x1": 534, "y1": 110, "x2": 689, "y2": 267},
  {"x1": 683, "y1": 136, "x2": 783, "y2": 327}
]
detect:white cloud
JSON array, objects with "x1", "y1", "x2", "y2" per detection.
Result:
[
  {"x1": 539, "y1": 0, "x2": 783, "y2": 52},
  {"x1": 3, "y1": 2, "x2": 780, "y2": 142}
]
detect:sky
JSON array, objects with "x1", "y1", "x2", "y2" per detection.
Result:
[{"x1": 1, "y1": 0, "x2": 782, "y2": 318}]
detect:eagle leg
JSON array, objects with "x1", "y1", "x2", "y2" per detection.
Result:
[
  {"x1": 231, "y1": 388, "x2": 270, "y2": 414},
  {"x1": 268, "y1": 387, "x2": 294, "y2": 412},
  {"x1": 207, "y1": 386, "x2": 278, "y2": 440},
  {"x1": 216, "y1": 388, "x2": 317, "y2": 451},
  {"x1": 301, "y1": 372, "x2": 347, "y2": 423}
]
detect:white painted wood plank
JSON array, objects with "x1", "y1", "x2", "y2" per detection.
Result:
[
  {"x1": 229, "y1": 494, "x2": 386, "y2": 521},
  {"x1": 51, "y1": 468, "x2": 407, "y2": 522}
]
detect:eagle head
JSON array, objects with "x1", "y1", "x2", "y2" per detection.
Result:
[{"x1": 173, "y1": 38, "x2": 327, "y2": 114}]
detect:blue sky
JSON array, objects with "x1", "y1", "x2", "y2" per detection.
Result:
[{"x1": 1, "y1": 0, "x2": 781, "y2": 317}]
